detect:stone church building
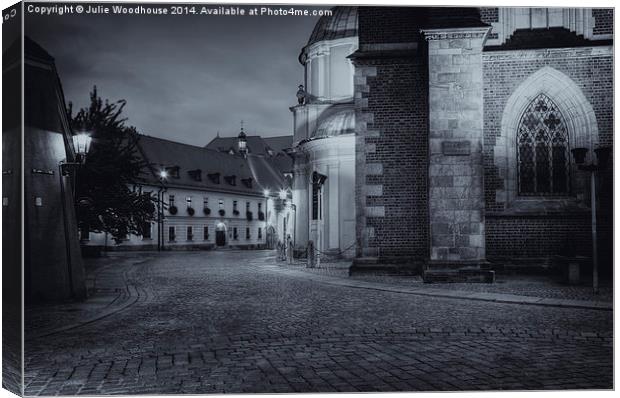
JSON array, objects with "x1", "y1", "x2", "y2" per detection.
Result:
[{"x1": 290, "y1": 7, "x2": 613, "y2": 274}]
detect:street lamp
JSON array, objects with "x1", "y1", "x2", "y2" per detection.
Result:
[
  {"x1": 61, "y1": 130, "x2": 94, "y2": 199},
  {"x1": 157, "y1": 168, "x2": 168, "y2": 251},
  {"x1": 263, "y1": 189, "x2": 270, "y2": 246},
  {"x1": 570, "y1": 145, "x2": 611, "y2": 294},
  {"x1": 59, "y1": 130, "x2": 92, "y2": 299},
  {"x1": 72, "y1": 131, "x2": 92, "y2": 163},
  {"x1": 62, "y1": 131, "x2": 92, "y2": 174},
  {"x1": 279, "y1": 188, "x2": 288, "y2": 200}
]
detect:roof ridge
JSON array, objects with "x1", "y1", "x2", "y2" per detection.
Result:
[{"x1": 139, "y1": 133, "x2": 228, "y2": 156}]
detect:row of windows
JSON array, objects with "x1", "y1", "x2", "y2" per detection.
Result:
[
  {"x1": 168, "y1": 196, "x2": 263, "y2": 212},
  {"x1": 166, "y1": 226, "x2": 263, "y2": 242}
]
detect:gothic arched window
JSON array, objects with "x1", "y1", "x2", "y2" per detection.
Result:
[{"x1": 517, "y1": 94, "x2": 570, "y2": 195}]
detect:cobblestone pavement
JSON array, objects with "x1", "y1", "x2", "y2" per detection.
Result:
[
  {"x1": 24, "y1": 251, "x2": 613, "y2": 395},
  {"x1": 283, "y1": 259, "x2": 613, "y2": 302},
  {"x1": 25, "y1": 254, "x2": 155, "y2": 339}
]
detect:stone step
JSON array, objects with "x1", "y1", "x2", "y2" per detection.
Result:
[
  {"x1": 352, "y1": 257, "x2": 379, "y2": 265},
  {"x1": 423, "y1": 267, "x2": 495, "y2": 283}
]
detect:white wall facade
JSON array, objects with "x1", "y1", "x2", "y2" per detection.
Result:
[
  {"x1": 299, "y1": 135, "x2": 356, "y2": 258},
  {"x1": 304, "y1": 38, "x2": 358, "y2": 102},
  {"x1": 290, "y1": 34, "x2": 358, "y2": 259},
  {"x1": 84, "y1": 185, "x2": 277, "y2": 250}
]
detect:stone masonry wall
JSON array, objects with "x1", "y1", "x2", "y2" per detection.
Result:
[{"x1": 426, "y1": 27, "x2": 490, "y2": 263}]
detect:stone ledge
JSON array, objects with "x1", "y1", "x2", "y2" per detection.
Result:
[{"x1": 423, "y1": 268, "x2": 495, "y2": 283}]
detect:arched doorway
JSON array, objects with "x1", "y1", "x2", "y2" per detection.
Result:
[{"x1": 215, "y1": 222, "x2": 227, "y2": 246}]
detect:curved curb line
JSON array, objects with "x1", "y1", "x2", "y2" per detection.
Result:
[
  {"x1": 26, "y1": 284, "x2": 142, "y2": 341},
  {"x1": 260, "y1": 262, "x2": 613, "y2": 312}
]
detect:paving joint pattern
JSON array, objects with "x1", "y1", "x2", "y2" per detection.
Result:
[
  {"x1": 24, "y1": 251, "x2": 613, "y2": 394},
  {"x1": 266, "y1": 258, "x2": 612, "y2": 311}
]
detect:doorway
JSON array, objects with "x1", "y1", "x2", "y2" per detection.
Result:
[
  {"x1": 266, "y1": 225, "x2": 277, "y2": 249},
  {"x1": 215, "y1": 222, "x2": 227, "y2": 246}
]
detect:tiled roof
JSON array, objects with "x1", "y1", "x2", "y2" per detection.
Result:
[
  {"x1": 205, "y1": 135, "x2": 293, "y2": 173},
  {"x1": 263, "y1": 136, "x2": 293, "y2": 152},
  {"x1": 206, "y1": 135, "x2": 291, "y2": 156},
  {"x1": 136, "y1": 135, "x2": 288, "y2": 195}
]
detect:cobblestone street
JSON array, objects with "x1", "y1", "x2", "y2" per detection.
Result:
[{"x1": 24, "y1": 251, "x2": 613, "y2": 394}]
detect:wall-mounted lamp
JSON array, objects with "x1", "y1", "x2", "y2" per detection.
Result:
[{"x1": 72, "y1": 131, "x2": 92, "y2": 163}]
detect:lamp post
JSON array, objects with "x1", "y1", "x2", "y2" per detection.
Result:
[
  {"x1": 157, "y1": 169, "x2": 168, "y2": 252},
  {"x1": 287, "y1": 202, "x2": 297, "y2": 247},
  {"x1": 570, "y1": 145, "x2": 611, "y2": 294},
  {"x1": 279, "y1": 188, "x2": 288, "y2": 241},
  {"x1": 263, "y1": 189, "x2": 270, "y2": 246},
  {"x1": 280, "y1": 188, "x2": 296, "y2": 245},
  {"x1": 59, "y1": 130, "x2": 92, "y2": 299}
]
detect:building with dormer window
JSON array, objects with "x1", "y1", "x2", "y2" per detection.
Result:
[{"x1": 83, "y1": 131, "x2": 294, "y2": 251}]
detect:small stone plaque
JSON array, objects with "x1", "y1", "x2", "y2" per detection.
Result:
[{"x1": 442, "y1": 141, "x2": 470, "y2": 156}]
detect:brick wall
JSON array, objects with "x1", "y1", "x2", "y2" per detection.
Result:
[
  {"x1": 486, "y1": 215, "x2": 591, "y2": 257},
  {"x1": 354, "y1": 57, "x2": 429, "y2": 261},
  {"x1": 353, "y1": 7, "x2": 613, "y2": 267},
  {"x1": 358, "y1": 7, "x2": 424, "y2": 44},
  {"x1": 354, "y1": 7, "x2": 429, "y2": 261},
  {"x1": 483, "y1": 47, "x2": 613, "y2": 267},
  {"x1": 479, "y1": 7, "x2": 498, "y2": 24},
  {"x1": 593, "y1": 9, "x2": 613, "y2": 35}
]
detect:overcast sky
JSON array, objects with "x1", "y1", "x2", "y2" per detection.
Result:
[{"x1": 25, "y1": 5, "x2": 322, "y2": 145}]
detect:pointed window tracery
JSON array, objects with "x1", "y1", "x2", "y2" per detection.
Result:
[{"x1": 517, "y1": 94, "x2": 570, "y2": 195}]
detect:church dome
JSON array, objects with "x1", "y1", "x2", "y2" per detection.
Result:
[
  {"x1": 308, "y1": 7, "x2": 358, "y2": 47},
  {"x1": 311, "y1": 107, "x2": 355, "y2": 139},
  {"x1": 299, "y1": 6, "x2": 358, "y2": 63}
]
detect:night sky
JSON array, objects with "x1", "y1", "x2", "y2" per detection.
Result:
[{"x1": 25, "y1": 3, "x2": 323, "y2": 145}]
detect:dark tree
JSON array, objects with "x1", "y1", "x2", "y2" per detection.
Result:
[{"x1": 68, "y1": 87, "x2": 156, "y2": 243}]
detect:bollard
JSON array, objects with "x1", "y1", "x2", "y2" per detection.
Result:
[
  {"x1": 287, "y1": 236, "x2": 293, "y2": 265},
  {"x1": 307, "y1": 240, "x2": 315, "y2": 268},
  {"x1": 277, "y1": 241, "x2": 284, "y2": 261}
]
